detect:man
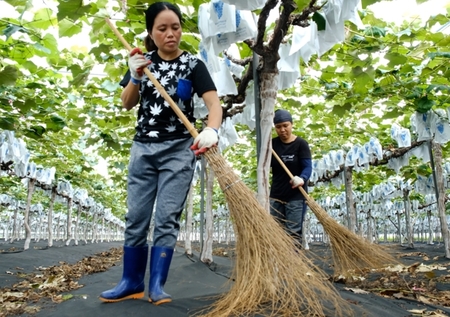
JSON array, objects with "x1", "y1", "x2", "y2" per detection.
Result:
[{"x1": 270, "y1": 109, "x2": 312, "y2": 247}]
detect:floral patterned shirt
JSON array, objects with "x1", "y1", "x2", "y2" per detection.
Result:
[{"x1": 121, "y1": 51, "x2": 216, "y2": 142}]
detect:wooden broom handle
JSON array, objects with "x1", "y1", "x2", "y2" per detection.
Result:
[
  {"x1": 271, "y1": 149, "x2": 308, "y2": 197},
  {"x1": 105, "y1": 18, "x2": 199, "y2": 138}
]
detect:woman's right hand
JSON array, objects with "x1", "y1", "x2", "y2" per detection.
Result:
[{"x1": 128, "y1": 48, "x2": 151, "y2": 80}]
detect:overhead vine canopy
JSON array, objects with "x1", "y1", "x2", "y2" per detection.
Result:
[{"x1": 0, "y1": 0, "x2": 449, "y2": 215}]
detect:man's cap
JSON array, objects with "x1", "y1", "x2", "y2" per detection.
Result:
[{"x1": 274, "y1": 109, "x2": 292, "y2": 124}]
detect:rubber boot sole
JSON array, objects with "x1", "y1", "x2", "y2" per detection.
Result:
[
  {"x1": 99, "y1": 292, "x2": 145, "y2": 303},
  {"x1": 148, "y1": 298, "x2": 172, "y2": 305}
]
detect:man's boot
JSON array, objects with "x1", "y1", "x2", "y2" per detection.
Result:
[
  {"x1": 148, "y1": 246, "x2": 174, "y2": 305},
  {"x1": 99, "y1": 245, "x2": 148, "y2": 302}
]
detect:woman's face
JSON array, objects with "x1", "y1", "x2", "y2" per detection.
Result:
[
  {"x1": 150, "y1": 9, "x2": 182, "y2": 55},
  {"x1": 275, "y1": 121, "x2": 293, "y2": 142}
]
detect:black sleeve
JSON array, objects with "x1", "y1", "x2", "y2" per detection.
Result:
[
  {"x1": 192, "y1": 59, "x2": 217, "y2": 97},
  {"x1": 120, "y1": 70, "x2": 131, "y2": 87},
  {"x1": 297, "y1": 138, "x2": 311, "y2": 158}
]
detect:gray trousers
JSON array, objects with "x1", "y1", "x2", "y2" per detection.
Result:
[
  {"x1": 124, "y1": 138, "x2": 195, "y2": 248},
  {"x1": 269, "y1": 198, "x2": 306, "y2": 244}
]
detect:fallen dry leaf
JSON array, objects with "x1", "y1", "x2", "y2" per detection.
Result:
[
  {"x1": 393, "y1": 292, "x2": 404, "y2": 299},
  {"x1": 344, "y1": 287, "x2": 370, "y2": 294}
]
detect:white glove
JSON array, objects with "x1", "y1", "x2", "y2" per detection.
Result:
[
  {"x1": 291, "y1": 176, "x2": 304, "y2": 188},
  {"x1": 191, "y1": 127, "x2": 218, "y2": 155},
  {"x1": 128, "y1": 48, "x2": 150, "y2": 80}
]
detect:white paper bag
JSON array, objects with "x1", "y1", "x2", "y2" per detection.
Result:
[
  {"x1": 224, "y1": 56, "x2": 245, "y2": 78},
  {"x1": 412, "y1": 112, "x2": 432, "y2": 141},
  {"x1": 221, "y1": 0, "x2": 266, "y2": 10},
  {"x1": 230, "y1": 10, "x2": 257, "y2": 42},
  {"x1": 211, "y1": 58, "x2": 238, "y2": 96},
  {"x1": 198, "y1": 1, "x2": 236, "y2": 39},
  {"x1": 198, "y1": 40, "x2": 221, "y2": 73},
  {"x1": 277, "y1": 43, "x2": 301, "y2": 89},
  {"x1": 204, "y1": 33, "x2": 232, "y2": 56},
  {"x1": 218, "y1": 117, "x2": 240, "y2": 151},
  {"x1": 317, "y1": 2, "x2": 346, "y2": 56}
]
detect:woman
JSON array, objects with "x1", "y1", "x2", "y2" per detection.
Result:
[
  {"x1": 270, "y1": 109, "x2": 312, "y2": 248},
  {"x1": 100, "y1": 2, "x2": 222, "y2": 305}
]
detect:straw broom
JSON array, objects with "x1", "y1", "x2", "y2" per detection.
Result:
[
  {"x1": 106, "y1": 18, "x2": 352, "y2": 317},
  {"x1": 272, "y1": 149, "x2": 398, "y2": 275}
]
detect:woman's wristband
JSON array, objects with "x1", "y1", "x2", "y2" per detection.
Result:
[{"x1": 130, "y1": 77, "x2": 141, "y2": 86}]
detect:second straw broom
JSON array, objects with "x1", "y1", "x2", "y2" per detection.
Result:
[{"x1": 272, "y1": 149, "x2": 398, "y2": 275}]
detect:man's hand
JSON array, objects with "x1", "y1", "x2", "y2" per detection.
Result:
[
  {"x1": 190, "y1": 127, "x2": 218, "y2": 156},
  {"x1": 290, "y1": 176, "x2": 304, "y2": 188},
  {"x1": 129, "y1": 48, "x2": 151, "y2": 80}
]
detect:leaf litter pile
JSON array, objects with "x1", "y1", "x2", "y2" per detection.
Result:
[
  {"x1": 333, "y1": 249, "x2": 450, "y2": 317},
  {"x1": 0, "y1": 247, "x2": 122, "y2": 316}
]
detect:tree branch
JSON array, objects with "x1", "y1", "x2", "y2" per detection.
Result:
[
  {"x1": 310, "y1": 140, "x2": 428, "y2": 185},
  {"x1": 290, "y1": 0, "x2": 322, "y2": 27},
  {"x1": 253, "y1": 0, "x2": 279, "y2": 55}
]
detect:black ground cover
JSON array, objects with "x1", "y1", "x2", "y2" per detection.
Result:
[{"x1": 1, "y1": 240, "x2": 449, "y2": 317}]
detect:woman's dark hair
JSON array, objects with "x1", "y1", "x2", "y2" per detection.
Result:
[
  {"x1": 143, "y1": 34, "x2": 153, "y2": 52},
  {"x1": 144, "y1": 2, "x2": 182, "y2": 51}
]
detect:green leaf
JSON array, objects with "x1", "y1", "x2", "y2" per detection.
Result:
[
  {"x1": 192, "y1": 0, "x2": 206, "y2": 11},
  {"x1": 379, "y1": 74, "x2": 396, "y2": 87},
  {"x1": 427, "y1": 52, "x2": 450, "y2": 59},
  {"x1": 41, "y1": 33, "x2": 59, "y2": 55},
  {"x1": 426, "y1": 84, "x2": 450, "y2": 93},
  {"x1": 100, "y1": 132, "x2": 121, "y2": 151},
  {"x1": 26, "y1": 125, "x2": 46, "y2": 138},
  {"x1": 62, "y1": 294, "x2": 73, "y2": 301},
  {"x1": 364, "y1": 26, "x2": 386, "y2": 37},
  {"x1": 350, "y1": 35, "x2": 368, "y2": 44},
  {"x1": 89, "y1": 44, "x2": 112, "y2": 58},
  {"x1": 101, "y1": 80, "x2": 120, "y2": 92},
  {"x1": 57, "y1": 0, "x2": 92, "y2": 22},
  {"x1": 22, "y1": 61, "x2": 38, "y2": 74},
  {"x1": 4, "y1": 0, "x2": 29, "y2": 12},
  {"x1": 382, "y1": 108, "x2": 401, "y2": 120},
  {"x1": 361, "y1": 0, "x2": 379, "y2": 8},
  {"x1": 29, "y1": 8, "x2": 57, "y2": 30},
  {"x1": 312, "y1": 12, "x2": 326, "y2": 31},
  {"x1": 14, "y1": 99, "x2": 35, "y2": 113},
  {"x1": 414, "y1": 96, "x2": 434, "y2": 113},
  {"x1": 332, "y1": 103, "x2": 352, "y2": 116},
  {"x1": 294, "y1": 0, "x2": 310, "y2": 11},
  {"x1": 385, "y1": 53, "x2": 408, "y2": 67},
  {"x1": 33, "y1": 42, "x2": 52, "y2": 55},
  {"x1": 0, "y1": 117, "x2": 17, "y2": 130},
  {"x1": 69, "y1": 67, "x2": 91, "y2": 87},
  {"x1": 3, "y1": 24, "x2": 23, "y2": 39},
  {"x1": 395, "y1": 28, "x2": 412, "y2": 38},
  {"x1": 405, "y1": 89, "x2": 421, "y2": 99},
  {"x1": 351, "y1": 67, "x2": 373, "y2": 94},
  {"x1": 325, "y1": 82, "x2": 339, "y2": 90},
  {"x1": 0, "y1": 66, "x2": 19, "y2": 86},
  {"x1": 58, "y1": 19, "x2": 83, "y2": 38},
  {"x1": 46, "y1": 114, "x2": 67, "y2": 132},
  {"x1": 307, "y1": 123, "x2": 326, "y2": 130}
]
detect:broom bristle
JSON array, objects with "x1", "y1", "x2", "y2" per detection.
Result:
[
  {"x1": 304, "y1": 195, "x2": 398, "y2": 275},
  {"x1": 198, "y1": 148, "x2": 352, "y2": 317}
]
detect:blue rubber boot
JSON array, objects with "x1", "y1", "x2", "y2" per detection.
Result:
[
  {"x1": 99, "y1": 245, "x2": 148, "y2": 302},
  {"x1": 148, "y1": 246, "x2": 174, "y2": 305}
]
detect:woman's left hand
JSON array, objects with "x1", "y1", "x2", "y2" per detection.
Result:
[{"x1": 190, "y1": 127, "x2": 218, "y2": 155}]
